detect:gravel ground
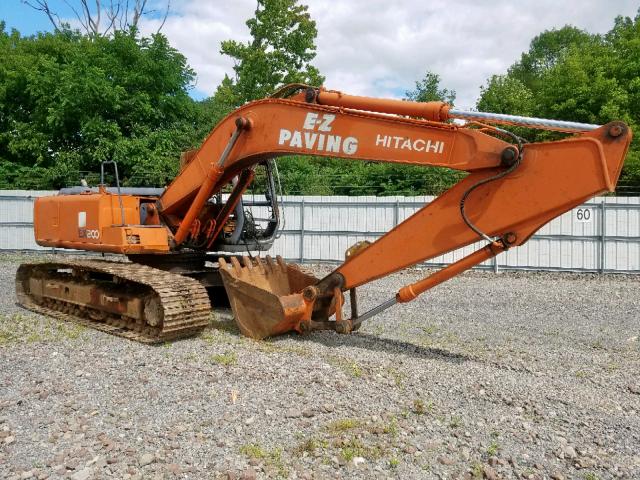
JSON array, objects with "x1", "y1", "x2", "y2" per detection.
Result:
[{"x1": 1, "y1": 252, "x2": 639, "y2": 480}]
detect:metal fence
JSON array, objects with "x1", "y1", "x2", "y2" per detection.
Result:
[{"x1": 1, "y1": 191, "x2": 639, "y2": 273}]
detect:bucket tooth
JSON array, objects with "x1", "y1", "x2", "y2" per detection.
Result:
[
  {"x1": 265, "y1": 255, "x2": 276, "y2": 273},
  {"x1": 230, "y1": 256, "x2": 242, "y2": 275},
  {"x1": 255, "y1": 256, "x2": 267, "y2": 273},
  {"x1": 219, "y1": 256, "x2": 319, "y2": 339},
  {"x1": 276, "y1": 255, "x2": 287, "y2": 272}
]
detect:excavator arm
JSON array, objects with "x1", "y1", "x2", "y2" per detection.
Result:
[
  {"x1": 204, "y1": 88, "x2": 631, "y2": 339},
  {"x1": 29, "y1": 86, "x2": 632, "y2": 341}
]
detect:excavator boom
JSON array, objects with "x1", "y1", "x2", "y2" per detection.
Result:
[{"x1": 20, "y1": 86, "x2": 632, "y2": 342}]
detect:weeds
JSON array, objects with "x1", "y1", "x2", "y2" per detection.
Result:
[
  {"x1": 381, "y1": 417, "x2": 399, "y2": 437},
  {"x1": 239, "y1": 444, "x2": 288, "y2": 477},
  {"x1": 421, "y1": 325, "x2": 438, "y2": 335},
  {"x1": 605, "y1": 362, "x2": 620, "y2": 372},
  {"x1": 240, "y1": 443, "x2": 267, "y2": 459},
  {"x1": 0, "y1": 313, "x2": 86, "y2": 344},
  {"x1": 449, "y1": 415, "x2": 462, "y2": 428},
  {"x1": 486, "y1": 439, "x2": 500, "y2": 456},
  {"x1": 209, "y1": 351, "x2": 237, "y2": 366},
  {"x1": 200, "y1": 328, "x2": 240, "y2": 346},
  {"x1": 340, "y1": 437, "x2": 382, "y2": 461},
  {"x1": 254, "y1": 340, "x2": 310, "y2": 357},
  {"x1": 293, "y1": 437, "x2": 328, "y2": 456},
  {"x1": 327, "y1": 355, "x2": 364, "y2": 378},
  {"x1": 412, "y1": 398, "x2": 434, "y2": 415},
  {"x1": 471, "y1": 462, "x2": 484, "y2": 478},
  {"x1": 209, "y1": 317, "x2": 240, "y2": 334},
  {"x1": 327, "y1": 418, "x2": 361, "y2": 433},
  {"x1": 385, "y1": 367, "x2": 406, "y2": 389}
]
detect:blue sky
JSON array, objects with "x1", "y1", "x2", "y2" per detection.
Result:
[
  {"x1": 1, "y1": 1, "x2": 639, "y2": 108},
  {"x1": 0, "y1": 0, "x2": 54, "y2": 35},
  {"x1": 0, "y1": 0, "x2": 167, "y2": 34}
]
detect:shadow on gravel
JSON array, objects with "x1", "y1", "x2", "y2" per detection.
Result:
[{"x1": 291, "y1": 331, "x2": 471, "y2": 364}]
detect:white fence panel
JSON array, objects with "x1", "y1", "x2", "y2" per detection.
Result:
[{"x1": 1, "y1": 191, "x2": 639, "y2": 273}]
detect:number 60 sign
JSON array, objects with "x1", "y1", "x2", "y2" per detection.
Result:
[{"x1": 575, "y1": 208, "x2": 592, "y2": 223}]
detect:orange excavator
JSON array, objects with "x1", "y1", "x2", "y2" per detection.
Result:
[{"x1": 16, "y1": 86, "x2": 632, "y2": 342}]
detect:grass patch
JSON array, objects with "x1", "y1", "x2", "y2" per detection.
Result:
[
  {"x1": 421, "y1": 325, "x2": 439, "y2": 335},
  {"x1": 0, "y1": 313, "x2": 86, "y2": 344},
  {"x1": 486, "y1": 439, "x2": 500, "y2": 456},
  {"x1": 293, "y1": 437, "x2": 328, "y2": 456},
  {"x1": 412, "y1": 398, "x2": 434, "y2": 415},
  {"x1": 327, "y1": 418, "x2": 362, "y2": 433},
  {"x1": 209, "y1": 316, "x2": 240, "y2": 333},
  {"x1": 254, "y1": 340, "x2": 311, "y2": 357},
  {"x1": 605, "y1": 362, "x2": 620, "y2": 372},
  {"x1": 449, "y1": 415, "x2": 462, "y2": 428},
  {"x1": 340, "y1": 437, "x2": 382, "y2": 461},
  {"x1": 327, "y1": 355, "x2": 364, "y2": 378},
  {"x1": 183, "y1": 352, "x2": 198, "y2": 362},
  {"x1": 471, "y1": 462, "x2": 484, "y2": 479},
  {"x1": 209, "y1": 351, "x2": 237, "y2": 366},
  {"x1": 239, "y1": 444, "x2": 287, "y2": 477},
  {"x1": 381, "y1": 417, "x2": 399, "y2": 437},
  {"x1": 200, "y1": 327, "x2": 240, "y2": 346},
  {"x1": 385, "y1": 367, "x2": 406, "y2": 388},
  {"x1": 240, "y1": 443, "x2": 268, "y2": 459}
]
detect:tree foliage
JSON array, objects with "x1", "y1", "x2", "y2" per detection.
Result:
[
  {"x1": 477, "y1": 12, "x2": 640, "y2": 192},
  {"x1": 193, "y1": 0, "x2": 325, "y2": 151},
  {"x1": 220, "y1": 0, "x2": 324, "y2": 106},
  {"x1": 406, "y1": 71, "x2": 456, "y2": 104},
  {"x1": 0, "y1": 23, "x2": 199, "y2": 188}
]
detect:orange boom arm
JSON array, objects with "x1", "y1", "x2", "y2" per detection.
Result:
[
  {"x1": 32, "y1": 86, "x2": 632, "y2": 340},
  {"x1": 211, "y1": 89, "x2": 630, "y2": 337}
]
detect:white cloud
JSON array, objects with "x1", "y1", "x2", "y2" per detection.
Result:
[{"x1": 139, "y1": 0, "x2": 639, "y2": 109}]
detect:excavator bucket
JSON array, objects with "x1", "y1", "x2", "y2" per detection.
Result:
[{"x1": 218, "y1": 255, "x2": 319, "y2": 339}]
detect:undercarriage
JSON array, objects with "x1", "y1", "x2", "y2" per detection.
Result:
[{"x1": 16, "y1": 258, "x2": 211, "y2": 343}]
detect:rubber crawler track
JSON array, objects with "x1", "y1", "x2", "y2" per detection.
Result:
[{"x1": 15, "y1": 259, "x2": 211, "y2": 343}]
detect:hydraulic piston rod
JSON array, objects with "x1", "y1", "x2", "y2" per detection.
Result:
[
  {"x1": 316, "y1": 90, "x2": 601, "y2": 133},
  {"x1": 447, "y1": 109, "x2": 601, "y2": 133}
]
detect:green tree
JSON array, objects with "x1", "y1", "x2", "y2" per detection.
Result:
[
  {"x1": 477, "y1": 76, "x2": 534, "y2": 116},
  {"x1": 0, "y1": 23, "x2": 200, "y2": 188},
  {"x1": 405, "y1": 71, "x2": 456, "y2": 104},
  {"x1": 219, "y1": 0, "x2": 324, "y2": 105},
  {"x1": 192, "y1": 0, "x2": 326, "y2": 154},
  {"x1": 509, "y1": 26, "x2": 593, "y2": 91},
  {"x1": 477, "y1": 11, "x2": 640, "y2": 192}
]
